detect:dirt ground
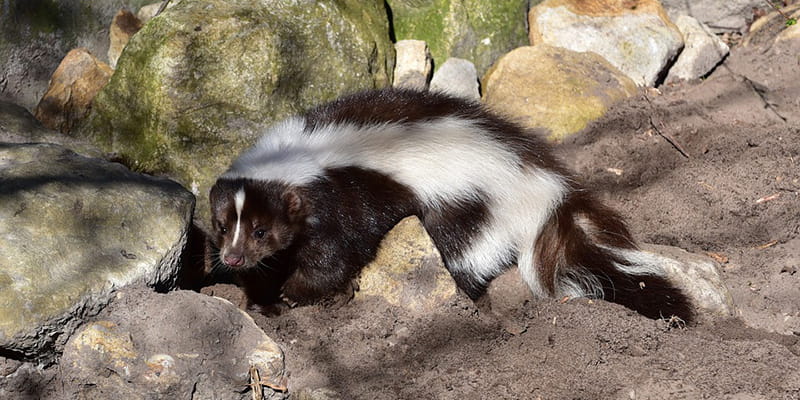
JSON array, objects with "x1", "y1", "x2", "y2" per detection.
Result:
[{"x1": 201, "y1": 29, "x2": 800, "y2": 399}]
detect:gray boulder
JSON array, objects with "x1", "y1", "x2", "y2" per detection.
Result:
[
  {"x1": 661, "y1": 0, "x2": 767, "y2": 33},
  {"x1": 528, "y1": 0, "x2": 683, "y2": 87},
  {"x1": 0, "y1": 143, "x2": 194, "y2": 363}
]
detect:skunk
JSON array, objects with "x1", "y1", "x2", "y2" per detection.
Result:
[{"x1": 209, "y1": 88, "x2": 692, "y2": 321}]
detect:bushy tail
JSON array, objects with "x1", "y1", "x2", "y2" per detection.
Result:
[{"x1": 533, "y1": 190, "x2": 693, "y2": 322}]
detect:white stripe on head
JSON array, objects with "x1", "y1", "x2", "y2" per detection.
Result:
[{"x1": 232, "y1": 187, "x2": 246, "y2": 246}]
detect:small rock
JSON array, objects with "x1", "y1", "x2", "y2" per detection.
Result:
[
  {"x1": 393, "y1": 40, "x2": 432, "y2": 90},
  {"x1": 355, "y1": 216, "x2": 459, "y2": 312},
  {"x1": 108, "y1": 9, "x2": 143, "y2": 69},
  {"x1": 666, "y1": 15, "x2": 730, "y2": 82},
  {"x1": 529, "y1": 0, "x2": 684, "y2": 87},
  {"x1": 137, "y1": 3, "x2": 163, "y2": 23},
  {"x1": 429, "y1": 57, "x2": 480, "y2": 100},
  {"x1": 482, "y1": 45, "x2": 637, "y2": 141},
  {"x1": 33, "y1": 48, "x2": 113, "y2": 134},
  {"x1": 639, "y1": 244, "x2": 735, "y2": 319}
]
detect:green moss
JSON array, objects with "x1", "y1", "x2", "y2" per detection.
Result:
[{"x1": 387, "y1": 0, "x2": 530, "y2": 73}]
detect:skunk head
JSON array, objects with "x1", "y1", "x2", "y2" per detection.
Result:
[{"x1": 209, "y1": 179, "x2": 308, "y2": 270}]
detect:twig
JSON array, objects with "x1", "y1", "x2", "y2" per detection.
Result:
[
  {"x1": 742, "y1": 75, "x2": 787, "y2": 122},
  {"x1": 643, "y1": 95, "x2": 690, "y2": 159},
  {"x1": 755, "y1": 193, "x2": 781, "y2": 203},
  {"x1": 756, "y1": 239, "x2": 779, "y2": 249},
  {"x1": 249, "y1": 366, "x2": 264, "y2": 400},
  {"x1": 764, "y1": 0, "x2": 799, "y2": 25},
  {"x1": 649, "y1": 115, "x2": 690, "y2": 158},
  {"x1": 155, "y1": 0, "x2": 172, "y2": 17},
  {"x1": 248, "y1": 365, "x2": 288, "y2": 399}
]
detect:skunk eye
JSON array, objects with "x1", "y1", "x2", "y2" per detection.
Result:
[
  {"x1": 253, "y1": 229, "x2": 266, "y2": 239},
  {"x1": 219, "y1": 226, "x2": 228, "y2": 234}
]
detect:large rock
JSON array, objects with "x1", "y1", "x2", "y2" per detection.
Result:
[
  {"x1": 58, "y1": 287, "x2": 286, "y2": 400},
  {"x1": 661, "y1": 0, "x2": 767, "y2": 34},
  {"x1": 529, "y1": 0, "x2": 683, "y2": 87},
  {"x1": 79, "y1": 0, "x2": 393, "y2": 223},
  {"x1": 0, "y1": 0, "x2": 155, "y2": 111},
  {"x1": 33, "y1": 48, "x2": 114, "y2": 134},
  {"x1": 0, "y1": 143, "x2": 194, "y2": 363},
  {"x1": 355, "y1": 217, "x2": 459, "y2": 312},
  {"x1": 666, "y1": 15, "x2": 729, "y2": 82},
  {"x1": 387, "y1": 0, "x2": 531, "y2": 75},
  {"x1": 482, "y1": 45, "x2": 637, "y2": 141}
]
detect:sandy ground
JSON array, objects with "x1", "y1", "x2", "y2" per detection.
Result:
[{"x1": 202, "y1": 28, "x2": 800, "y2": 400}]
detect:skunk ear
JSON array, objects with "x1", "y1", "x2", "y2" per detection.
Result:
[{"x1": 282, "y1": 187, "x2": 309, "y2": 222}]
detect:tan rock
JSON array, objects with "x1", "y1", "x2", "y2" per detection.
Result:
[
  {"x1": 393, "y1": 40, "x2": 432, "y2": 90},
  {"x1": 482, "y1": 45, "x2": 637, "y2": 141},
  {"x1": 33, "y1": 48, "x2": 113, "y2": 134},
  {"x1": 529, "y1": 0, "x2": 683, "y2": 87},
  {"x1": 108, "y1": 9, "x2": 143, "y2": 69},
  {"x1": 355, "y1": 217, "x2": 458, "y2": 312}
]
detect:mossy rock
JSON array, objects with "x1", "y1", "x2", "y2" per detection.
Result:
[
  {"x1": 387, "y1": 0, "x2": 533, "y2": 75},
  {"x1": 80, "y1": 0, "x2": 393, "y2": 221}
]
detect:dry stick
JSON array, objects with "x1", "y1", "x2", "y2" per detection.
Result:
[
  {"x1": 719, "y1": 62, "x2": 788, "y2": 123},
  {"x1": 649, "y1": 115, "x2": 691, "y2": 159},
  {"x1": 740, "y1": 74, "x2": 788, "y2": 122},
  {"x1": 643, "y1": 95, "x2": 691, "y2": 159},
  {"x1": 249, "y1": 365, "x2": 264, "y2": 400},
  {"x1": 155, "y1": 0, "x2": 172, "y2": 17},
  {"x1": 764, "y1": 0, "x2": 796, "y2": 24}
]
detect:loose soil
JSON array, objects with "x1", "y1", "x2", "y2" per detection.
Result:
[{"x1": 205, "y1": 33, "x2": 800, "y2": 399}]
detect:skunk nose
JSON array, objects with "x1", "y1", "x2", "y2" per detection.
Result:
[{"x1": 223, "y1": 253, "x2": 244, "y2": 267}]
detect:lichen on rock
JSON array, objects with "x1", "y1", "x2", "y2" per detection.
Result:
[{"x1": 79, "y1": 0, "x2": 394, "y2": 222}]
